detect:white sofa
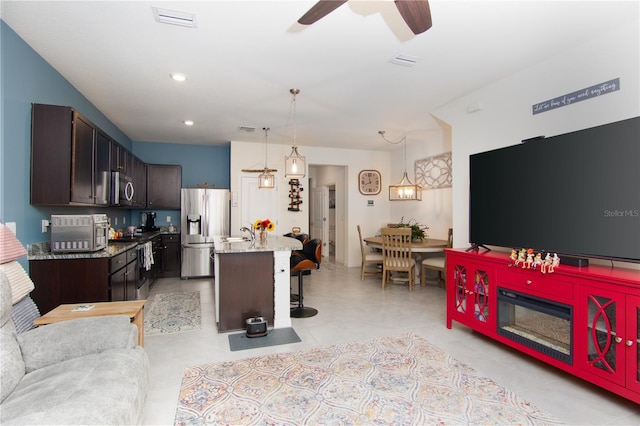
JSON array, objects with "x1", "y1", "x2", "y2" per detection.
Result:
[
  {"x1": 0, "y1": 222, "x2": 149, "y2": 425},
  {"x1": 0, "y1": 272, "x2": 150, "y2": 425}
]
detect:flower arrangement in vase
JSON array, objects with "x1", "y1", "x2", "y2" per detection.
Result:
[{"x1": 254, "y1": 219, "x2": 275, "y2": 243}]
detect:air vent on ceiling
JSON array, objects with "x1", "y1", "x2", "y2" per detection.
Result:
[
  {"x1": 238, "y1": 126, "x2": 256, "y2": 133},
  {"x1": 389, "y1": 53, "x2": 420, "y2": 67},
  {"x1": 152, "y1": 7, "x2": 197, "y2": 28}
]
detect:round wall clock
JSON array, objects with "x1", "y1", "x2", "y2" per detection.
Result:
[{"x1": 358, "y1": 169, "x2": 381, "y2": 195}]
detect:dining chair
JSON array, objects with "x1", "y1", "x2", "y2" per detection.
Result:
[
  {"x1": 381, "y1": 227, "x2": 415, "y2": 291},
  {"x1": 421, "y1": 228, "x2": 453, "y2": 287},
  {"x1": 357, "y1": 225, "x2": 383, "y2": 280}
]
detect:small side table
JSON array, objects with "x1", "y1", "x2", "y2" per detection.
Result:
[{"x1": 34, "y1": 300, "x2": 147, "y2": 347}]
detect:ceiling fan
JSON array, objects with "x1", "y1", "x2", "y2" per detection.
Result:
[{"x1": 298, "y1": 0, "x2": 432, "y2": 35}]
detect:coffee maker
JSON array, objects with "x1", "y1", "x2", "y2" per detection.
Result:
[{"x1": 140, "y1": 212, "x2": 156, "y2": 231}]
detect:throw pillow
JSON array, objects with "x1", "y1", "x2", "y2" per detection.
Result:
[
  {"x1": 0, "y1": 223, "x2": 27, "y2": 264},
  {"x1": 0, "y1": 262, "x2": 35, "y2": 304},
  {"x1": 11, "y1": 296, "x2": 40, "y2": 334}
]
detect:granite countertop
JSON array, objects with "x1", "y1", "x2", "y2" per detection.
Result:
[
  {"x1": 28, "y1": 227, "x2": 180, "y2": 261},
  {"x1": 28, "y1": 241, "x2": 138, "y2": 260},
  {"x1": 213, "y1": 235, "x2": 302, "y2": 254}
]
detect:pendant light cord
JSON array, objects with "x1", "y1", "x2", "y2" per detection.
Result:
[
  {"x1": 378, "y1": 130, "x2": 408, "y2": 173},
  {"x1": 288, "y1": 88, "x2": 300, "y2": 147},
  {"x1": 263, "y1": 127, "x2": 270, "y2": 168}
]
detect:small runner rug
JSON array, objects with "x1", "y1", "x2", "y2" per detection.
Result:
[
  {"x1": 144, "y1": 291, "x2": 201, "y2": 336},
  {"x1": 228, "y1": 327, "x2": 301, "y2": 351},
  {"x1": 174, "y1": 332, "x2": 562, "y2": 425}
]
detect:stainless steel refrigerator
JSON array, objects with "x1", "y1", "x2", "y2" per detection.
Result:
[{"x1": 181, "y1": 188, "x2": 230, "y2": 278}]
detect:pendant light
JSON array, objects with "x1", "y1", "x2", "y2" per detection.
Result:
[
  {"x1": 379, "y1": 130, "x2": 422, "y2": 201},
  {"x1": 258, "y1": 127, "x2": 275, "y2": 189},
  {"x1": 285, "y1": 88, "x2": 306, "y2": 178}
]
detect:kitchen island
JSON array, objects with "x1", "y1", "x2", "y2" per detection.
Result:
[{"x1": 213, "y1": 235, "x2": 302, "y2": 332}]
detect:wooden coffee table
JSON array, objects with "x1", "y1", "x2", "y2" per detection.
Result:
[{"x1": 34, "y1": 300, "x2": 147, "y2": 346}]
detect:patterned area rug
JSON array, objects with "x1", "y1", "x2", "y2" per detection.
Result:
[
  {"x1": 174, "y1": 333, "x2": 562, "y2": 425},
  {"x1": 144, "y1": 291, "x2": 201, "y2": 336}
]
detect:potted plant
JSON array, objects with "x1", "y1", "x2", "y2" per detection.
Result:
[{"x1": 391, "y1": 217, "x2": 429, "y2": 241}]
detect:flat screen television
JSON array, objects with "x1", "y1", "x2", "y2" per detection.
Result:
[{"x1": 469, "y1": 116, "x2": 640, "y2": 264}]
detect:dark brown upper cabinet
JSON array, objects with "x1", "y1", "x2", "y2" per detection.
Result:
[
  {"x1": 130, "y1": 155, "x2": 147, "y2": 208},
  {"x1": 31, "y1": 103, "x2": 109, "y2": 206},
  {"x1": 146, "y1": 164, "x2": 182, "y2": 209}
]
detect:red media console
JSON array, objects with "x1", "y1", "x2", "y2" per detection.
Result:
[{"x1": 445, "y1": 248, "x2": 640, "y2": 404}]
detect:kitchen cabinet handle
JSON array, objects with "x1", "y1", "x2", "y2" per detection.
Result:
[
  {"x1": 615, "y1": 336, "x2": 622, "y2": 343},
  {"x1": 626, "y1": 340, "x2": 634, "y2": 347},
  {"x1": 526, "y1": 280, "x2": 532, "y2": 285}
]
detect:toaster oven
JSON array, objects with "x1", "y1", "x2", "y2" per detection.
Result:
[{"x1": 50, "y1": 214, "x2": 109, "y2": 252}]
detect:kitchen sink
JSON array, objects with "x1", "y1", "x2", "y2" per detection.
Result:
[{"x1": 221, "y1": 236, "x2": 251, "y2": 243}]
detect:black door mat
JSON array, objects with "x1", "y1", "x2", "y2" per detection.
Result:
[{"x1": 228, "y1": 327, "x2": 301, "y2": 351}]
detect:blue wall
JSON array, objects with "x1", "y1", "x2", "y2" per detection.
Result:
[
  {"x1": 1, "y1": 21, "x2": 230, "y2": 266},
  {"x1": 133, "y1": 141, "x2": 229, "y2": 189},
  {"x1": 131, "y1": 141, "x2": 230, "y2": 228}
]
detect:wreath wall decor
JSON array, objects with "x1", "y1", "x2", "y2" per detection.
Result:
[{"x1": 415, "y1": 152, "x2": 452, "y2": 190}]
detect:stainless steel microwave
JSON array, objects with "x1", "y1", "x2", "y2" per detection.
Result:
[
  {"x1": 111, "y1": 171, "x2": 134, "y2": 206},
  {"x1": 51, "y1": 214, "x2": 108, "y2": 252}
]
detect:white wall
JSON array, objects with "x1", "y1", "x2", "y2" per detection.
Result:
[
  {"x1": 387, "y1": 117, "x2": 453, "y2": 241},
  {"x1": 433, "y1": 21, "x2": 639, "y2": 266},
  {"x1": 230, "y1": 141, "x2": 393, "y2": 267}
]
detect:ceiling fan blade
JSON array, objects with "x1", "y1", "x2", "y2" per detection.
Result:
[
  {"x1": 395, "y1": 0, "x2": 432, "y2": 34},
  {"x1": 298, "y1": 0, "x2": 348, "y2": 25}
]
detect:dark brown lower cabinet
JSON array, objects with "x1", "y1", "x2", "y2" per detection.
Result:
[
  {"x1": 30, "y1": 258, "x2": 110, "y2": 315},
  {"x1": 160, "y1": 234, "x2": 180, "y2": 278},
  {"x1": 30, "y1": 247, "x2": 138, "y2": 315},
  {"x1": 217, "y1": 251, "x2": 274, "y2": 332}
]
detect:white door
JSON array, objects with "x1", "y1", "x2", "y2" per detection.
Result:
[
  {"x1": 311, "y1": 186, "x2": 329, "y2": 257},
  {"x1": 240, "y1": 176, "x2": 279, "y2": 232}
]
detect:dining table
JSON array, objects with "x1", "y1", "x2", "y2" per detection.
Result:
[
  {"x1": 364, "y1": 236, "x2": 450, "y2": 285},
  {"x1": 363, "y1": 236, "x2": 449, "y2": 252}
]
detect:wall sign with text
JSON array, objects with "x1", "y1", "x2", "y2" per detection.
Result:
[{"x1": 532, "y1": 78, "x2": 619, "y2": 115}]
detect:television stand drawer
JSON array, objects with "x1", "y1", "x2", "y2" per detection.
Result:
[{"x1": 499, "y1": 268, "x2": 573, "y2": 301}]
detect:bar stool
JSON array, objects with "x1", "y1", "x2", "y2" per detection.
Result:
[{"x1": 290, "y1": 239, "x2": 322, "y2": 318}]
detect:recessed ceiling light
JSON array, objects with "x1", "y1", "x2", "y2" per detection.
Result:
[
  {"x1": 184, "y1": 120, "x2": 194, "y2": 126},
  {"x1": 170, "y1": 73, "x2": 187, "y2": 82}
]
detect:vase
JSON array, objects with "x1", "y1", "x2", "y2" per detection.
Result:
[{"x1": 259, "y1": 229, "x2": 267, "y2": 244}]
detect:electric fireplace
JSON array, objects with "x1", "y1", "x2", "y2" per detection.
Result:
[{"x1": 497, "y1": 288, "x2": 573, "y2": 364}]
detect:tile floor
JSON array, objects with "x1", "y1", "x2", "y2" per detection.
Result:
[{"x1": 141, "y1": 257, "x2": 640, "y2": 425}]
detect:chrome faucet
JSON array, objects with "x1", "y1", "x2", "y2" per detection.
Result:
[{"x1": 240, "y1": 225, "x2": 255, "y2": 242}]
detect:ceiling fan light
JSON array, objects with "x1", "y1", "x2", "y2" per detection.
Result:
[{"x1": 285, "y1": 146, "x2": 306, "y2": 178}]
